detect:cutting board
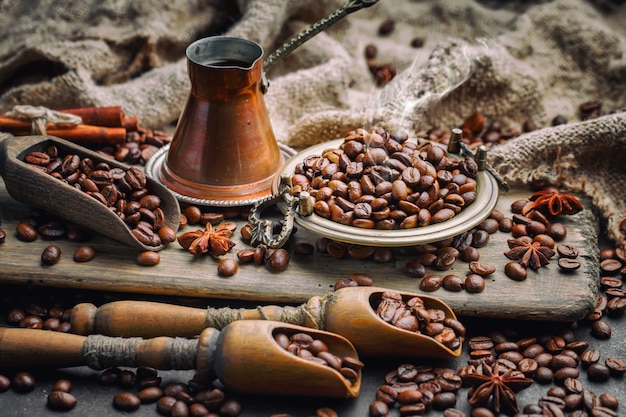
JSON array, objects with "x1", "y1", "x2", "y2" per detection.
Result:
[{"x1": 0, "y1": 176, "x2": 599, "y2": 321}]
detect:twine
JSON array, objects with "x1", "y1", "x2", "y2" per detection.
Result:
[
  {"x1": 82, "y1": 335, "x2": 143, "y2": 370},
  {"x1": 82, "y1": 335, "x2": 198, "y2": 370},
  {"x1": 5, "y1": 105, "x2": 82, "y2": 135},
  {"x1": 204, "y1": 292, "x2": 335, "y2": 330}
]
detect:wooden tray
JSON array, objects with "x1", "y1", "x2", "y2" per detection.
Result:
[{"x1": 0, "y1": 176, "x2": 599, "y2": 321}]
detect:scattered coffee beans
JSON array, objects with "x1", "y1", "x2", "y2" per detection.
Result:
[{"x1": 41, "y1": 244, "x2": 62, "y2": 265}]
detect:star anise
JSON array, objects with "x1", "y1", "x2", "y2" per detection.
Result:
[
  {"x1": 460, "y1": 362, "x2": 533, "y2": 414},
  {"x1": 504, "y1": 237, "x2": 555, "y2": 270},
  {"x1": 523, "y1": 189, "x2": 583, "y2": 217},
  {"x1": 177, "y1": 222, "x2": 236, "y2": 257}
]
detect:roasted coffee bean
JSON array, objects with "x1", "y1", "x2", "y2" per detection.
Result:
[
  {"x1": 547, "y1": 222, "x2": 567, "y2": 240},
  {"x1": 590, "y1": 320, "x2": 611, "y2": 339},
  {"x1": 369, "y1": 400, "x2": 390, "y2": 417},
  {"x1": 604, "y1": 357, "x2": 626, "y2": 376},
  {"x1": 349, "y1": 272, "x2": 373, "y2": 286},
  {"x1": 12, "y1": 372, "x2": 36, "y2": 393},
  {"x1": 217, "y1": 258, "x2": 238, "y2": 276},
  {"x1": 98, "y1": 367, "x2": 121, "y2": 385},
  {"x1": 405, "y1": 260, "x2": 426, "y2": 278},
  {"x1": 433, "y1": 391, "x2": 457, "y2": 410},
  {"x1": 16, "y1": 222, "x2": 38, "y2": 242},
  {"x1": 559, "y1": 257, "x2": 581, "y2": 271},
  {"x1": 600, "y1": 259, "x2": 623, "y2": 275},
  {"x1": 41, "y1": 244, "x2": 62, "y2": 265},
  {"x1": 0, "y1": 229, "x2": 6, "y2": 243},
  {"x1": 47, "y1": 391, "x2": 77, "y2": 410},
  {"x1": 505, "y1": 261, "x2": 527, "y2": 281},
  {"x1": 136, "y1": 250, "x2": 160, "y2": 266},
  {"x1": 138, "y1": 386, "x2": 164, "y2": 403},
  {"x1": 265, "y1": 248, "x2": 290, "y2": 271},
  {"x1": 219, "y1": 399, "x2": 242, "y2": 417},
  {"x1": 464, "y1": 274, "x2": 485, "y2": 293},
  {"x1": 157, "y1": 395, "x2": 178, "y2": 415},
  {"x1": 468, "y1": 261, "x2": 495, "y2": 276},
  {"x1": 536, "y1": 366, "x2": 554, "y2": 384},
  {"x1": 587, "y1": 363, "x2": 611, "y2": 382},
  {"x1": 468, "y1": 336, "x2": 494, "y2": 351},
  {"x1": 598, "y1": 393, "x2": 619, "y2": 410},
  {"x1": 442, "y1": 274, "x2": 464, "y2": 291},
  {"x1": 170, "y1": 400, "x2": 189, "y2": 417},
  {"x1": 73, "y1": 245, "x2": 96, "y2": 262},
  {"x1": 420, "y1": 274, "x2": 442, "y2": 291},
  {"x1": 557, "y1": 244, "x2": 579, "y2": 258},
  {"x1": 553, "y1": 367, "x2": 580, "y2": 383},
  {"x1": 580, "y1": 349, "x2": 601, "y2": 367},
  {"x1": 52, "y1": 379, "x2": 72, "y2": 393}
]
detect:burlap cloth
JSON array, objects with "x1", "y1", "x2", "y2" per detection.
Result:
[{"x1": 1, "y1": 0, "x2": 625, "y2": 247}]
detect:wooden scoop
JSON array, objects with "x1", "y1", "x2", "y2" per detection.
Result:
[
  {"x1": 0, "y1": 320, "x2": 361, "y2": 398},
  {"x1": 72, "y1": 286, "x2": 464, "y2": 358},
  {"x1": 0, "y1": 133, "x2": 180, "y2": 251}
]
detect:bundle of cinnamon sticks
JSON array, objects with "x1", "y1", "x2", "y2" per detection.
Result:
[{"x1": 0, "y1": 106, "x2": 139, "y2": 145}]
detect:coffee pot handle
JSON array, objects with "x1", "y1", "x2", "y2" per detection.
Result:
[{"x1": 261, "y1": 0, "x2": 380, "y2": 93}]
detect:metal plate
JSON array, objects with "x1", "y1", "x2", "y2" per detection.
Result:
[
  {"x1": 274, "y1": 139, "x2": 499, "y2": 247},
  {"x1": 145, "y1": 143, "x2": 297, "y2": 207}
]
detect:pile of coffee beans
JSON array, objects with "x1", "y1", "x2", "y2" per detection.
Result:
[
  {"x1": 292, "y1": 126, "x2": 479, "y2": 231},
  {"x1": 273, "y1": 331, "x2": 365, "y2": 385},
  {"x1": 369, "y1": 363, "x2": 464, "y2": 417},
  {"x1": 461, "y1": 328, "x2": 622, "y2": 416},
  {"x1": 373, "y1": 290, "x2": 466, "y2": 350},
  {"x1": 23, "y1": 145, "x2": 172, "y2": 247}
]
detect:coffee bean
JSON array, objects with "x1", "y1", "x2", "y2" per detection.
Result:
[
  {"x1": 99, "y1": 367, "x2": 121, "y2": 385},
  {"x1": 12, "y1": 372, "x2": 36, "y2": 393},
  {"x1": 217, "y1": 258, "x2": 238, "y2": 276},
  {"x1": 559, "y1": 257, "x2": 581, "y2": 271},
  {"x1": 265, "y1": 248, "x2": 290, "y2": 271},
  {"x1": 73, "y1": 245, "x2": 96, "y2": 262},
  {"x1": 442, "y1": 274, "x2": 464, "y2": 291},
  {"x1": 405, "y1": 261, "x2": 426, "y2": 278},
  {"x1": 170, "y1": 400, "x2": 189, "y2": 417},
  {"x1": 557, "y1": 244, "x2": 579, "y2": 258},
  {"x1": 0, "y1": 229, "x2": 6, "y2": 243},
  {"x1": 135, "y1": 250, "x2": 160, "y2": 266},
  {"x1": 604, "y1": 357, "x2": 626, "y2": 376},
  {"x1": 0, "y1": 374, "x2": 11, "y2": 392},
  {"x1": 420, "y1": 274, "x2": 442, "y2": 291},
  {"x1": 598, "y1": 393, "x2": 619, "y2": 410},
  {"x1": 587, "y1": 363, "x2": 611, "y2": 382},
  {"x1": 138, "y1": 386, "x2": 164, "y2": 403},
  {"x1": 47, "y1": 391, "x2": 77, "y2": 410},
  {"x1": 113, "y1": 392, "x2": 141, "y2": 411},
  {"x1": 464, "y1": 274, "x2": 485, "y2": 293},
  {"x1": 468, "y1": 261, "x2": 495, "y2": 276},
  {"x1": 348, "y1": 272, "x2": 373, "y2": 286},
  {"x1": 157, "y1": 395, "x2": 178, "y2": 415},
  {"x1": 369, "y1": 400, "x2": 390, "y2": 417},
  {"x1": 547, "y1": 223, "x2": 567, "y2": 240},
  {"x1": 590, "y1": 320, "x2": 611, "y2": 339},
  {"x1": 505, "y1": 261, "x2": 527, "y2": 281},
  {"x1": 40, "y1": 245, "x2": 62, "y2": 265},
  {"x1": 16, "y1": 222, "x2": 38, "y2": 242},
  {"x1": 219, "y1": 399, "x2": 242, "y2": 417}
]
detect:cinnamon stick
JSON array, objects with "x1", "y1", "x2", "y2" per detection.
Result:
[
  {"x1": 60, "y1": 106, "x2": 125, "y2": 128},
  {"x1": 0, "y1": 116, "x2": 126, "y2": 145}
]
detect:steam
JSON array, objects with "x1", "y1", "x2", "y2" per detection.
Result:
[{"x1": 364, "y1": 39, "x2": 484, "y2": 133}]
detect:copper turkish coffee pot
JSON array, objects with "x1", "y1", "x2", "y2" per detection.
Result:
[{"x1": 160, "y1": 0, "x2": 379, "y2": 204}]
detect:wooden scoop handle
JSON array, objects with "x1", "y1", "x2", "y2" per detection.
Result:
[
  {"x1": 0, "y1": 327, "x2": 219, "y2": 377},
  {"x1": 71, "y1": 301, "x2": 301, "y2": 337}
]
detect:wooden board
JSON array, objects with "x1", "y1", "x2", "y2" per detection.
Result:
[{"x1": 0, "y1": 176, "x2": 599, "y2": 321}]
